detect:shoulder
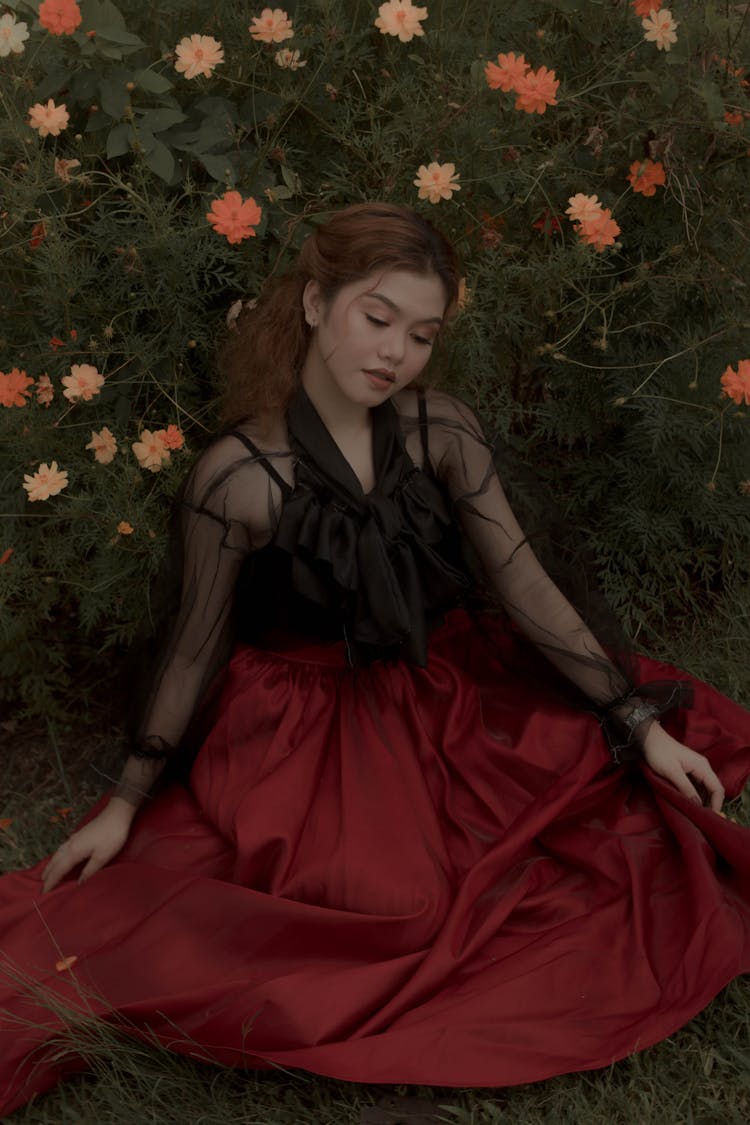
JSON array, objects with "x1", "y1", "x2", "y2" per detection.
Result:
[
  {"x1": 392, "y1": 386, "x2": 489, "y2": 447},
  {"x1": 182, "y1": 424, "x2": 292, "y2": 532}
]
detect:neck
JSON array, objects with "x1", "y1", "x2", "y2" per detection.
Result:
[{"x1": 300, "y1": 363, "x2": 371, "y2": 436}]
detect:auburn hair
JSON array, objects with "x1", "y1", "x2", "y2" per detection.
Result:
[{"x1": 217, "y1": 202, "x2": 461, "y2": 429}]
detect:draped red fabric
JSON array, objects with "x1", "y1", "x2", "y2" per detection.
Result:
[{"x1": 1, "y1": 610, "x2": 749, "y2": 1115}]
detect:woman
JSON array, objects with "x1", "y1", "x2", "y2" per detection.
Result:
[{"x1": 1, "y1": 203, "x2": 748, "y2": 1114}]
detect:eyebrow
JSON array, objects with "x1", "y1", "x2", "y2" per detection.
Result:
[{"x1": 366, "y1": 291, "x2": 443, "y2": 326}]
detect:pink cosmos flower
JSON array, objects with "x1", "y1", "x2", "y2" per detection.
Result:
[
  {"x1": 23, "y1": 461, "x2": 69, "y2": 502},
  {"x1": 35, "y1": 373, "x2": 54, "y2": 406},
  {"x1": 374, "y1": 0, "x2": 428, "y2": 43},
  {"x1": 174, "y1": 34, "x2": 224, "y2": 80},
  {"x1": 642, "y1": 8, "x2": 678, "y2": 51},
  {"x1": 513, "y1": 65, "x2": 559, "y2": 114},
  {"x1": 38, "y1": 0, "x2": 82, "y2": 36},
  {"x1": 0, "y1": 14, "x2": 29, "y2": 56},
  {"x1": 275, "y1": 48, "x2": 307, "y2": 69},
  {"x1": 28, "y1": 99, "x2": 70, "y2": 138},
  {"x1": 413, "y1": 161, "x2": 461, "y2": 204},
  {"x1": 85, "y1": 426, "x2": 118, "y2": 464},
  {"x1": 249, "y1": 8, "x2": 294, "y2": 43},
  {"x1": 132, "y1": 429, "x2": 171, "y2": 472},
  {"x1": 206, "y1": 191, "x2": 263, "y2": 244},
  {"x1": 61, "y1": 363, "x2": 105, "y2": 402},
  {"x1": 565, "y1": 193, "x2": 604, "y2": 224},
  {"x1": 485, "y1": 52, "x2": 529, "y2": 92},
  {"x1": 54, "y1": 157, "x2": 81, "y2": 183}
]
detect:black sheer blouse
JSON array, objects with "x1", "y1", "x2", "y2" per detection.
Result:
[{"x1": 114, "y1": 386, "x2": 688, "y2": 807}]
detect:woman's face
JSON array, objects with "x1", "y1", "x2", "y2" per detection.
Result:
[{"x1": 301, "y1": 268, "x2": 447, "y2": 407}]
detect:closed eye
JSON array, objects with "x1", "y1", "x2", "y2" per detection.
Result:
[
  {"x1": 413, "y1": 334, "x2": 434, "y2": 347},
  {"x1": 366, "y1": 314, "x2": 388, "y2": 327}
]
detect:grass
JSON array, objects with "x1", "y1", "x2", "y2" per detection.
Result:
[{"x1": 1, "y1": 622, "x2": 749, "y2": 1125}]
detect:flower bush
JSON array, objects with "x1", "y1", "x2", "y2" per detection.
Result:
[{"x1": 0, "y1": 0, "x2": 748, "y2": 717}]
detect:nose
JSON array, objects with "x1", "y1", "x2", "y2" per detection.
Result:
[{"x1": 377, "y1": 325, "x2": 406, "y2": 367}]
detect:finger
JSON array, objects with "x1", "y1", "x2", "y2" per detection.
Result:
[
  {"x1": 78, "y1": 854, "x2": 103, "y2": 884},
  {"x1": 41, "y1": 846, "x2": 82, "y2": 893},
  {"x1": 686, "y1": 763, "x2": 725, "y2": 813},
  {"x1": 662, "y1": 767, "x2": 701, "y2": 805}
]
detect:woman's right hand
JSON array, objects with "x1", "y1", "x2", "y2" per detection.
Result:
[{"x1": 41, "y1": 798, "x2": 136, "y2": 894}]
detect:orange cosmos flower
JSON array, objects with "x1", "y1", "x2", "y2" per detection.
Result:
[
  {"x1": 576, "y1": 208, "x2": 621, "y2": 251},
  {"x1": 62, "y1": 363, "x2": 104, "y2": 402},
  {"x1": 28, "y1": 99, "x2": 69, "y2": 138},
  {"x1": 0, "y1": 548, "x2": 13, "y2": 566},
  {"x1": 565, "y1": 193, "x2": 604, "y2": 224},
  {"x1": 249, "y1": 8, "x2": 294, "y2": 43},
  {"x1": 23, "y1": 461, "x2": 69, "y2": 502},
  {"x1": 374, "y1": 0, "x2": 428, "y2": 43},
  {"x1": 413, "y1": 161, "x2": 461, "y2": 204},
  {"x1": 174, "y1": 34, "x2": 224, "y2": 80},
  {"x1": 117, "y1": 521, "x2": 134, "y2": 535},
  {"x1": 642, "y1": 8, "x2": 678, "y2": 50},
  {"x1": 724, "y1": 110, "x2": 744, "y2": 126},
  {"x1": 55, "y1": 955, "x2": 78, "y2": 972},
  {"x1": 631, "y1": 0, "x2": 663, "y2": 14},
  {"x1": 514, "y1": 65, "x2": 559, "y2": 114},
  {"x1": 206, "y1": 191, "x2": 262, "y2": 244},
  {"x1": 720, "y1": 360, "x2": 750, "y2": 406},
  {"x1": 132, "y1": 430, "x2": 171, "y2": 472},
  {"x1": 85, "y1": 426, "x2": 118, "y2": 464},
  {"x1": 35, "y1": 373, "x2": 54, "y2": 406},
  {"x1": 627, "y1": 158, "x2": 666, "y2": 196},
  {"x1": 0, "y1": 368, "x2": 34, "y2": 407},
  {"x1": 485, "y1": 52, "x2": 529, "y2": 92},
  {"x1": 38, "y1": 0, "x2": 82, "y2": 36},
  {"x1": 154, "y1": 424, "x2": 185, "y2": 450}
]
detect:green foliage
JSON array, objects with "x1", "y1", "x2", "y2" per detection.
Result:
[{"x1": 1, "y1": 0, "x2": 749, "y2": 715}]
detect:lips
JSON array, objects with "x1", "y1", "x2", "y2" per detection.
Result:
[{"x1": 364, "y1": 369, "x2": 395, "y2": 383}]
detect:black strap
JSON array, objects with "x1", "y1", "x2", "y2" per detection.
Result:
[
  {"x1": 229, "y1": 431, "x2": 293, "y2": 499},
  {"x1": 416, "y1": 389, "x2": 431, "y2": 470}
]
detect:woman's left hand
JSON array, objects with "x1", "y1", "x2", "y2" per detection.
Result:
[{"x1": 640, "y1": 721, "x2": 725, "y2": 812}]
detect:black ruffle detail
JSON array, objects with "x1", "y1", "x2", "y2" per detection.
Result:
[{"x1": 271, "y1": 386, "x2": 471, "y2": 666}]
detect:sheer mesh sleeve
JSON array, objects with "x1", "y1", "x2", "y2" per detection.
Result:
[
  {"x1": 416, "y1": 390, "x2": 689, "y2": 755},
  {"x1": 112, "y1": 436, "x2": 283, "y2": 808}
]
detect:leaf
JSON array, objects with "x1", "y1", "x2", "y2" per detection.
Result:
[
  {"x1": 693, "y1": 78, "x2": 725, "y2": 123},
  {"x1": 133, "y1": 68, "x2": 173, "y2": 95},
  {"x1": 69, "y1": 69, "x2": 99, "y2": 102},
  {"x1": 198, "y1": 152, "x2": 237, "y2": 184},
  {"x1": 79, "y1": 0, "x2": 127, "y2": 29},
  {"x1": 143, "y1": 140, "x2": 175, "y2": 183},
  {"x1": 34, "y1": 65, "x2": 70, "y2": 101},
  {"x1": 281, "y1": 164, "x2": 301, "y2": 194},
  {"x1": 106, "y1": 122, "x2": 132, "y2": 158},
  {"x1": 95, "y1": 26, "x2": 146, "y2": 47},
  {"x1": 99, "y1": 76, "x2": 131, "y2": 119},
  {"x1": 138, "y1": 108, "x2": 186, "y2": 134}
]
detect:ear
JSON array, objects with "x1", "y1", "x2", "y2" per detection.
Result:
[{"x1": 302, "y1": 281, "x2": 323, "y2": 328}]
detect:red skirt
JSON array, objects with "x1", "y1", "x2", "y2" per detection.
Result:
[{"x1": 1, "y1": 609, "x2": 749, "y2": 1114}]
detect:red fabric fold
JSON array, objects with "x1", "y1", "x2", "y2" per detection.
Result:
[{"x1": 1, "y1": 609, "x2": 749, "y2": 1113}]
